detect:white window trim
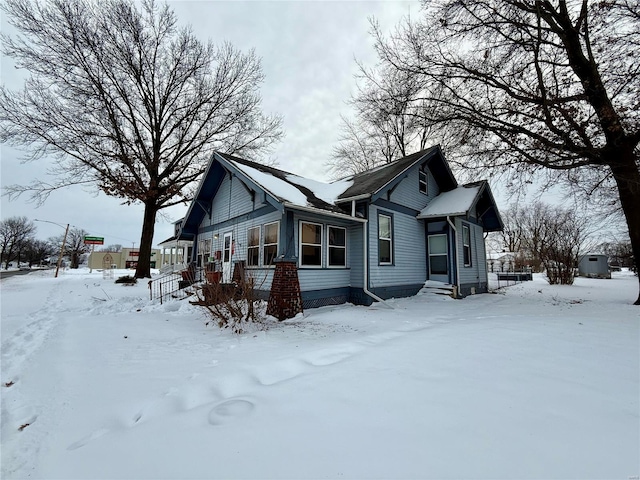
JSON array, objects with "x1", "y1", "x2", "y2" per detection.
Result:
[
  {"x1": 299, "y1": 221, "x2": 323, "y2": 268},
  {"x1": 327, "y1": 225, "x2": 347, "y2": 268},
  {"x1": 263, "y1": 221, "x2": 280, "y2": 267},
  {"x1": 247, "y1": 226, "x2": 261, "y2": 267},
  {"x1": 463, "y1": 224, "x2": 472, "y2": 267},
  {"x1": 378, "y1": 213, "x2": 393, "y2": 265}
]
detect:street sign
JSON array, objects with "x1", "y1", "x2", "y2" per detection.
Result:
[{"x1": 84, "y1": 236, "x2": 104, "y2": 245}]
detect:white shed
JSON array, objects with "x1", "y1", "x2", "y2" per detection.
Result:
[{"x1": 578, "y1": 254, "x2": 611, "y2": 279}]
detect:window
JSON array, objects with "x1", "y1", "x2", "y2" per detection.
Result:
[
  {"x1": 463, "y1": 224, "x2": 472, "y2": 267},
  {"x1": 328, "y1": 226, "x2": 346, "y2": 267},
  {"x1": 300, "y1": 222, "x2": 322, "y2": 266},
  {"x1": 378, "y1": 214, "x2": 392, "y2": 265},
  {"x1": 263, "y1": 222, "x2": 279, "y2": 266},
  {"x1": 419, "y1": 170, "x2": 428, "y2": 194},
  {"x1": 247, "y1": 226, "x2": 260, "y2": 267}
]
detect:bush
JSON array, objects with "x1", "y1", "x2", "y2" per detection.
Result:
[
  {"x1": 115, "y1": 275, "x2": 137, "y2": 284},
  {"x1": 194, "y1": 274, "x2": 267, "y2": 334}
]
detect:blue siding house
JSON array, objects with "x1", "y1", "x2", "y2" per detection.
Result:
[{"x1": 177, "y1": 146, "x2": 503, "y2": 316}]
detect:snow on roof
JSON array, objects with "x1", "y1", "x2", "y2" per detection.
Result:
[
  {"x1": 228, "y1": 158, "x2": 354, "y2": 209},
  {"x1": 230, "y1": 161, "x2": 309, "y2": 206},
  {"x1": 285, "y1": 174, "x2": 353, "y2": 205},
  {"x1": 417, "y1": 185, "x2": 481, "y2": 218}
]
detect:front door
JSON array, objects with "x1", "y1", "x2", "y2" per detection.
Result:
[
  {"x1": 428, "y1": 234, "x2": 449, "y2": 283},
  {"x1": 222, "y1": 232, "x2": 233, "y2": 283}
]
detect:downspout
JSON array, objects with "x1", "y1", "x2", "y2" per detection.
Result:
[
  {"x1": 362, "y1": 220, "x2": 393, "y2": 308},
  {"x1": 447, "y1": 216, "x2": 461, "y2": 298}
]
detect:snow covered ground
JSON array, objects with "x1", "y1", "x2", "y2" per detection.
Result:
[{"x1": 1, "y1": 268, "x2": 638, "y2": 479}]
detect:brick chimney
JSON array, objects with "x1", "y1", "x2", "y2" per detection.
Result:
[{"x1": 267, "y1": 258, "x2": 303, "y2": 321}]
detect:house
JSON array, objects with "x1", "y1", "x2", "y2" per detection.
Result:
[
  {"x1": 177, "y1": 146, "x2": 503, "y2": 318},
  {"x1": 486, "y1": 251, "x2": 517, "y2": 272}
]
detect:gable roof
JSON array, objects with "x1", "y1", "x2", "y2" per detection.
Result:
[
  {"x1": 179, "y1": 146, "x2": 498, "y2": 238},
  {"x1": 216, "y1": 152, "x2": 351, "y2": 214},
  {"x1": 336, "y1": 146, "x2": 457, "y2": 202},
  {"x1": 417, "y1": 180, "x2": 504, "y2": 232}
]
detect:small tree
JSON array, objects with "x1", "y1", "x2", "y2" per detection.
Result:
[
  {"x1": 511, "y1": 202, "x2": 590, "y2": 285},
  {"x1": 0, "y1": 216, "x2": 36, "y2": 268}
]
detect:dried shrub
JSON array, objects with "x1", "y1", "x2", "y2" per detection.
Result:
[{"x1": 194, "y1": 273, "x2": 267, "y2": 334}]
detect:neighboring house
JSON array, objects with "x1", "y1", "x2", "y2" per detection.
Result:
[
  {"x1": 177, "y1": 146, "x2": 503, "y2": 314},
  {"x1": 486, "y1": 251, "x2": 516, "y2": 272},
  {"x1": 157, "y1": 219, "x2": 193, "y2": 272}
]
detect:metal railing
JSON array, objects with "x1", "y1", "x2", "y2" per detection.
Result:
[{"x1": 148, "y1": 265, "x2": 204, "y2": 304}]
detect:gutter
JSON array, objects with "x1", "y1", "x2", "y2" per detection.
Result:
[
  {"x1": 446, "y1": 216, "x2": 461, "y2": 299},
  {"x1": 283, "y1": 202, "x2": 367, "y2": 223}
]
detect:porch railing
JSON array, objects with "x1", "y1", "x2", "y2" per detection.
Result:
[{"x1": 148, "y1": 264, "x2": 204, "y2": 304}]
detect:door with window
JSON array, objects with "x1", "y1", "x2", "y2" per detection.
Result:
[
  {"x1": 222, "y1": 232, "x2": 233, "y2": 283},
  {"x1": 428, "y1": 234, "x2": 449, "y2": 283}
]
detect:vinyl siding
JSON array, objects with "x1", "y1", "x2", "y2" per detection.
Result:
[
  {"x1": 349, "y1": 226, "x2": 364, "y2": 288},
  {"x1": 456, "y1": 218, "x2": 487, "y2": 286},
  {"x1": 386, "y1": 164, "x2": 440, "y2": 210},
  {"x1": 209, "y1": 172, "x2": 256, "y2": 225},
  {"x1": 368, "y1": 204, "x2": 427, "y2": 289}
]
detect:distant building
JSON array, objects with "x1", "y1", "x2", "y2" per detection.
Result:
[{"x1": 88, "y1": 247, "x2": 160, "y2": 270}]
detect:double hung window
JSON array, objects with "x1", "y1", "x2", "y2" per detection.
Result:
[
  {"x1": 247, "y1": 227, "x2": 260, "y2": 267},
  {"x1": 263, "y1": 222, "x2": 279, "y2": 266},
  {"x1": 328, "y1": 226, "x2": 346, "y2": 267},
  {"x1": 300, "y1": 222, "x2": 322, "y2": 267},
  {"x1": 463, "y1": 224, "x2": 472, "y2": 267},
  {"x1": 378, "y1": 214, "x2": 393, "y2": 265},
  {"x1": 419, "y1": 170, "x2": 428, "y2": 194}
]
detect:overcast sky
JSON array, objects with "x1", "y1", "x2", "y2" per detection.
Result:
[{"x1": 1, "y1": 0, "x2": 421, "y2": 248}]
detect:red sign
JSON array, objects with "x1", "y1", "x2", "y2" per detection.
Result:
[{"x1": 129, "y1": 251, "x2": 139, "y2": 257}]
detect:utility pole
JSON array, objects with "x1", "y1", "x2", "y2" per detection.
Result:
[{"x1": 55, "y1": 223, "x2": 69, "y2": 278}]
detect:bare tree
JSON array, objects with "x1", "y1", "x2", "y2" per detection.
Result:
[
  {"x1": 0, "y1": 216, "x2": 36, "y2": 269},
  {"x1": 328, "y1": 54, "x2": 458, "y2": 178},
  {"x1": 103, "y1": 244, "x2": 123, "y2": 253},
  {"x1": 50, "y1": 228, "x2": 90, "y2": 269},
  {"x1": 22, "y1": 238, "x2": 56, "y2": 266},
  {"x1": 371, "y1": 1, "x2": 640, "y2": 304},
  {"x1": 0, "y1": 0, "x2": 283, "y2": 278}
]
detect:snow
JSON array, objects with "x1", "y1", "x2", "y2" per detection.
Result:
[
  {"x1": 229, "y1": 161, "x2": 309, "y2": 206},
  {"x1": 285, "y1": 174, "x2": 353, "y2": 206},
  {"x1": 227, "y1": 160, "x2": 353, "y2": 208},
  {"x1": 418, "y1": 185, "x2": 481, "y2": 218},
  {"x1": 1, "y1": 268, "x2": 639, "y2": 479}
]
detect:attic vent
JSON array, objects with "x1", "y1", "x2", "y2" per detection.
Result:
[{"x1": 588, "y1": 257, "x2": 598, "y2": 262}]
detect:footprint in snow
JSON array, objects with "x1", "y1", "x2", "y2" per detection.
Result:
[
  {"x1": 67, "y1": 428, "x2": 109, "y2": 451},
  {"x1": 207, "y1": 398, "x2": 255, "y2": 426}
]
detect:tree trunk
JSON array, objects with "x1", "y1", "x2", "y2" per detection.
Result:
[
  {"x1": 135, "y1": 200, "x2": 159, "y2": 279},
  {"x1": 609, "y1": 149, "x2": 640, "y2": 305}
]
